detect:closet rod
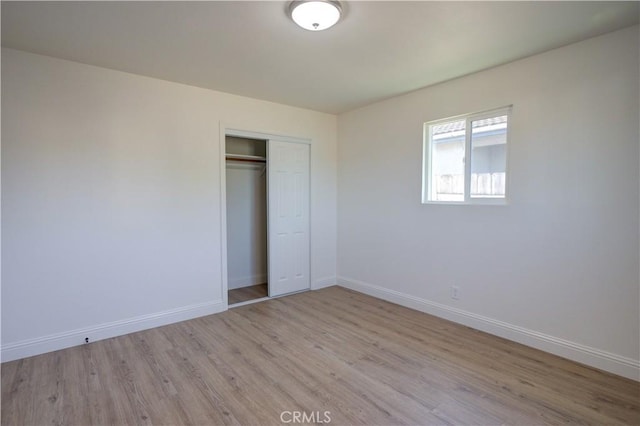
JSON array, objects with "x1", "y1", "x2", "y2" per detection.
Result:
[
  {"x1": 225, "y1": 154, "x2": 266, "y2": 163},
  {"x1": 226, "y1": 157, "x2": 266, "y2": 164}
]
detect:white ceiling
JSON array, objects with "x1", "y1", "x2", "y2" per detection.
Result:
[{"x1": 2, "y1": 1, "x2": 638, "y2": 114}]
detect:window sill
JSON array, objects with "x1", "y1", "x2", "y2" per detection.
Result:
[{"x1": 422, "y1": 198, "x2": 509, "y2": 206}]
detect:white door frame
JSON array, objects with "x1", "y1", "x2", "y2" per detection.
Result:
[{"x1": 219, "y1": 123, "x2": 311, "y2": 309}]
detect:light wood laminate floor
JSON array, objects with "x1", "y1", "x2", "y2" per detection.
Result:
[
  {"x1": 2, "y1": 287, "x2": 639, "y2": 425},
  {"x1": 228, "y1": 283, "x2": 268, "y2": 305}
]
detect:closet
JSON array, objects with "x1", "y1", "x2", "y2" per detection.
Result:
[
  {"x1": 226, "y1": 136, "x2": 268, "y2": 304},
  {"x1": 225, "y1": 133, "x2": 310, "y2": 306}
]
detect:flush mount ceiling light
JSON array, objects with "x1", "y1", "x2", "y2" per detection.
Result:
[{"x1": 289, "y1": 0, "x2": 342, "y2": 31}]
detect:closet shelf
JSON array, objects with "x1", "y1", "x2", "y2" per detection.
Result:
[{"x1": 225, "y1": 154, "x2": 266, "y2": 163}]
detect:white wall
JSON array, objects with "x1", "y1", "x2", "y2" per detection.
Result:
[
  {"x1": 337, "y1": 26, "x2": 639, "y2": 379},
  {"x1": 226, "y1": 162, "x2": 267, "y2": 290},
  {"x1": 1, "y1": 48, "x2": 337, "y2": 360}
]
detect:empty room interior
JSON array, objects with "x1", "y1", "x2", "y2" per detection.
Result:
[{"x1": 1, "y1": 1, "x2": 639, "y2": 425}]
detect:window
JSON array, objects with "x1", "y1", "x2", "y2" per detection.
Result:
[{"x1": 423, "y1": 106, "x2": 511, "y2": 204}]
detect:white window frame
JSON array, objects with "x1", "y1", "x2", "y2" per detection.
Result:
[{"x1": 422, "y1": 105, "x2": 512, "y2": 205}]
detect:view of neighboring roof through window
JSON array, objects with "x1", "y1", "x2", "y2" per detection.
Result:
[{"x1": 423, "y1": 107, "x2": 511, "y2": 204}]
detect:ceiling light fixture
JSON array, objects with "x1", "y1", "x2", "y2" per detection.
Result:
[{"x1": 289, "y1": 0, "x2": 342, "y2": 31}]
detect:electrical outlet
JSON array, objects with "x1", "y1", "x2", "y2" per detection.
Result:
[{"x1": 451, "y1": 285, "x2": 460, "y2": 300}]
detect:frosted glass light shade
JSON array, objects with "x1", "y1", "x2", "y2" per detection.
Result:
[{"x1": 290, "y1": 1, "x2": 342, "y2": 31}]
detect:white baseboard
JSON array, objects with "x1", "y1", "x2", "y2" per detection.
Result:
[
  {"x1": 337, "y1": 276, "x2": 639, "y2": 381},
  {"x1": 1, "y1": 299, "x2": 225, "y2": 363},
  {"x1": 228, "y1": 273, "x2": 268, "y2": 290},
  {"x1": 312, "y1": 276, "x2": 336, "y2": 290}
]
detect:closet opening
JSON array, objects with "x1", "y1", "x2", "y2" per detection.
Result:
[
  {"x1": 223, "y1": 128, "x2": 311, "y2": 308},
  {"x1": 225, "y1": 136, "x2": 268, "y2": 306}
]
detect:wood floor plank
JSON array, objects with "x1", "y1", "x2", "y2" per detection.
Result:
[
  {"x1": 228, "y1": 283, "x2": 268, "y2": 305},
  {"x1": 302, "y1": 287, "x2": 639, "y2": 423},
  {"x1": 2, "y1": 286, "x2": 639, "y2": 425}
]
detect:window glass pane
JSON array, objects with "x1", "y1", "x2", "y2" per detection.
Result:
[
  {"x1": 430, "y1": 119, "x2": 465, "y2": 202},
  {"x1": 470, "y1": 115, "x2": 507, "y2": 198}
]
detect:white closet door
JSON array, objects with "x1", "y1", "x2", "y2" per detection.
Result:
[{"x1": 268, "y1": 140, "x2": 310, "y2": 297}]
